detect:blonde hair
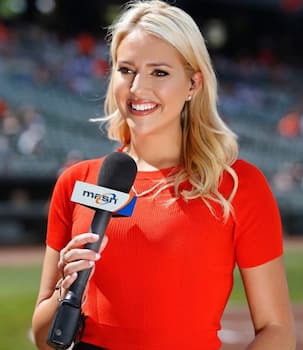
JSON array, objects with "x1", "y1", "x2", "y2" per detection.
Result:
[{"x1": 100, "y1": 0, "x2": 239, "y2": 220}]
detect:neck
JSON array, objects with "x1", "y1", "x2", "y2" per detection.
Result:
[{"x1": 125, "y1": 134, "x2": 182, "y2": 171}]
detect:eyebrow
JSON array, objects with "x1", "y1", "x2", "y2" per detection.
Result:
[{"x1": 117, "y1": 60, "x2": 173, "y2": 68}]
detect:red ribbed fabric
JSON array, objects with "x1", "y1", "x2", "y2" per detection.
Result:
[{"x1": 46, "y1": 157, "x2": 283, "y2": 349}]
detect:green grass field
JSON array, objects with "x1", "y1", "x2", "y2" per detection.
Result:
[
  {"x1": 230, "y1": 245, "x2": 303, "y2": 304},
  {"x1": 0, "y1": 244, "x2": 302, "y2": 350},
  {"x1": 0, "y1": 264, "x2": 41, "y2": 350}
]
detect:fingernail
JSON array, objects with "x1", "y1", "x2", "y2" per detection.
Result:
[{"x1": 95, "y1": 253, "x2": 100, "y2": 260}]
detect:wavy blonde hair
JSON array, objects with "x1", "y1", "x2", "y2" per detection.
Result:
[{"x1": 99, "y1": 0, "x2": 239, "y2": 220}]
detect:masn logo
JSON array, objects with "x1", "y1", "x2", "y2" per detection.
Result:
[{"x1": 82, "y1": 190, "x2": 117, "y2": 205}]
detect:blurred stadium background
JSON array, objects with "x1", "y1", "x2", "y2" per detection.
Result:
[
  {"x1": 0, "y1": 1, "x2": 302, "y2": 350},
  {"x1": 0, "y1": 0, "x2": 302, "y2": 243}
]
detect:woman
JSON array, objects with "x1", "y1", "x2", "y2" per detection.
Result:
[{"x1": 32, "y1": 1, "x2": 296, "y2": 349}]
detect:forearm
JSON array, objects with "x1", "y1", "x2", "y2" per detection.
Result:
[
  {"x1": 245, "y1": 324, "x2": 296, "y2": 350},
  {"x1": 32, "y1": 290, "x2": 60, "y2": 350}
]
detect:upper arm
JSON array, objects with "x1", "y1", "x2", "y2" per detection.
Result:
[
  {"x1": 35, "y1": 245, "x2": 61, "y2": 307},
  {"x1": 240, "y1": 256, "x2": 294, "y2": 333}
]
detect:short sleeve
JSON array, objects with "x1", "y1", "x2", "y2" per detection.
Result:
[
  {"x1": 46, "y1": 166, "x2": 76, "y2": 251},
  {"x1": 233, "y1": 160, "x2": 283, "y2": 268},
  {"x1": 45, "y1": 158, "x2": 103, "y2": 251}
]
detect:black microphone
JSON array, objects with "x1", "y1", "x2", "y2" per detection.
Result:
[{"x1": 47, "y1": 152, "x2": 137, "y2": 349}]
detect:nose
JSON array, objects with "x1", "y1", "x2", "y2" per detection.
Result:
[{"x1": 130, "y1": 73, "x2": 150, "y2": 96}]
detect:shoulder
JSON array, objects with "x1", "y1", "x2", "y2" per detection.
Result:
[
  {"x1": 220, "y1": 159, "x2": 269, "y2": 199},
  {"x1": 59, "y1": 157, "x2": 103, "y2": 181},
  {"x1": 55, "y1": 157, "x2": 105, "y2": 193},
  {"x1": 232, "y1": 159, "x2": 265, "y2": 179},
  {"x1": 231, "y1": 160, "x2": 283, "y2": 267},
  {"x1": 231, "y1": 158, "x2": 278, "y2": 214},
  {"x1": 232, "y1": 159, "x2": 270, "y2": 193}
]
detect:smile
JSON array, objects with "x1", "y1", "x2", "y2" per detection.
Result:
[
  {"x1": 128, "y1": 101, "x2": 159, "y2": 115},
  {"x1": 131, "y1": 103, "x2": 157, "y2": 111}
]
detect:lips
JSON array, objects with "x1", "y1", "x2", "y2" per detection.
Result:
[{"x1": 127, "y1": 100, "x2": 159, "y2": 116}]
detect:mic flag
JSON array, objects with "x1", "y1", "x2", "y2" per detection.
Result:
[
  {"x1": 70, "y1": 181, "x2": 137, "y2": 216},
  {"x1": 47, "y1": 152, "x2": 137, "y2": 349}
]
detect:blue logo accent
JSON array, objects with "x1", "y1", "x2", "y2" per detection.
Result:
[{"x1": 114, "y1": 196, "x2": 137, "y2": 217}]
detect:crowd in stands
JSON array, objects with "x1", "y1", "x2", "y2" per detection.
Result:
[
  {"x1": 0, "y1": 22, "x2": 110, "y2": 174},
  {"x1": 213, "y1": 55, "x2": 303, "y2": 199},
  {"x1": 0, "y1": 21, "x2": 302, "y2": 226},
  {"x1": 0, "y1": 98, "x2": 46, "y2": 173},
  {"x1": 0, "y1": 22, "x2": 109, "y2": 93}
]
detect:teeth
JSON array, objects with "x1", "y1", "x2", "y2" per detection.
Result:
[{"x1": 131, "y1": 103, "x2": 156, "y2": 111}]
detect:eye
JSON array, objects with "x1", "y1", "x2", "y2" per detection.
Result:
[
  {"x1": 117, "y1": 66, "x2": 135, "y2": 75},
  {"x1": 152, "y1": 69, "x2": 169, "y2": 77}
]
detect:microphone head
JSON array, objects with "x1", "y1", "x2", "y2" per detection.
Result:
[{"x1": 98, "y1": 152, "x2": 137, "y2": 193}]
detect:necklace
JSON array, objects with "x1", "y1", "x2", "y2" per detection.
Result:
[
  {"x1": 131, "y1": 181, "x2": 164, "y2": 198},
  {"x1": 122, "y1": 145, "x2": 177, "y2": 197}
]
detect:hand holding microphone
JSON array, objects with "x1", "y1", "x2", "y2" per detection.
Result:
[
  {"x1": 47, "y1": 152, "x2": 137, "y2": 349},
  {"x1": 57, "y1": 232, "x2": 108, "y2": 301}
]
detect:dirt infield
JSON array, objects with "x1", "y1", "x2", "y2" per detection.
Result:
[
  {"x1": 221, "y1": 305, "x2": 303, "y2": 349},
  {"x1": 0, "y1": 245, "x2": 45, "y2": 266},
  {"x1": 1, "y1": 243, "x2": 302, "y2": 349}
]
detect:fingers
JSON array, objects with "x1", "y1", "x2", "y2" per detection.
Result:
[
  {"x1": 63, "y1": 232, "x2": 101, "y2": 256},
  {"x1": 60, "y1": 272, "x2": 78, "y2": 291},
  {"x1": 62, "y1": 247, "x2": 100, "y2": 267},
  {"x1": 56, "y1": 233, "x2": 109, "y2": 302},
  {"x1": 58, "y1": 233, "x2": 109, "y2": 281},
  {"x1": 58, "y1": 233, "x2": 98, "y2": 269}
]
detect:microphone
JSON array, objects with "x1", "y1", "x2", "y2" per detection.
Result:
[{"x1": 47, "y1": 152, "x2": 137, "y2": 349}]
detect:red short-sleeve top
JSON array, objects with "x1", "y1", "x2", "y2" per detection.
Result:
[{"x1": 46, "y1": 158, "x2": 283, "y2": 350}]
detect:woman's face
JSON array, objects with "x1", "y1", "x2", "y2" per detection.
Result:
[{"x1": 113, "y1": 29, "x2": 192, "y2": 138}]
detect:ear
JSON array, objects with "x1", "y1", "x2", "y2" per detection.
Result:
[{"x1": 189, "y1": 71, "x2": 203, "y2": 92}]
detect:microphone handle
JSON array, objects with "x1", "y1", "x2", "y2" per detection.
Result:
[
  {"x1": 47, "y1": 210, "x2": 112, "y2": 349},
  {"x1": 69, "y1": 210, "x2": 112, "y2": 298}
]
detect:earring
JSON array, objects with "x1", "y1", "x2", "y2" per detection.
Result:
[{"x1": 186, "y1": 95, "x2": 192, "y2": 101}]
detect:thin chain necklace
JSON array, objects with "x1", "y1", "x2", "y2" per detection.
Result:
[
  {"x1": 122, "y1": 145, "x2": 176, "y2": 197},
  {"x1": 131, "y1": 181, "x2": 164, "y2": 198}
]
